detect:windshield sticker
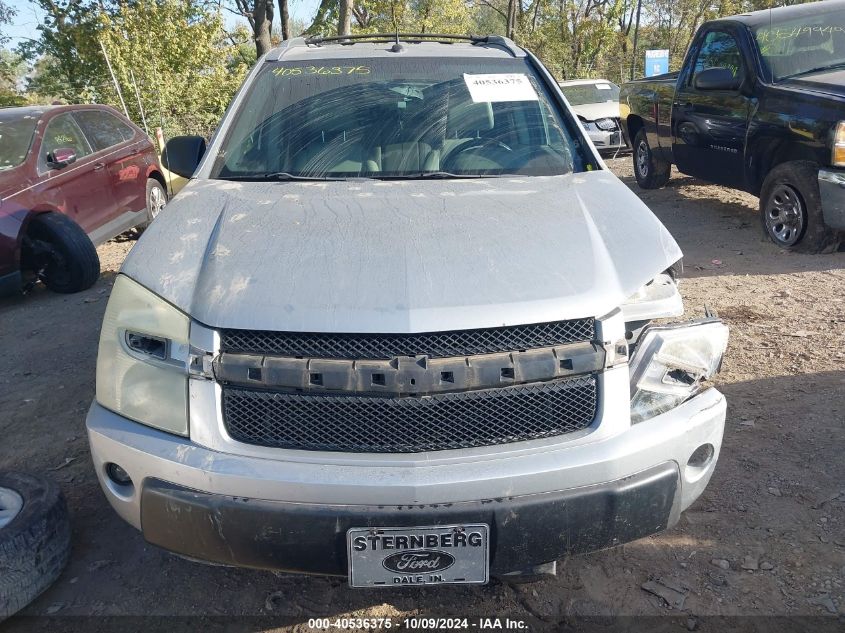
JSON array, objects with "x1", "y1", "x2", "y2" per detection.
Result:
[
  {"x1": 463, "y1": 74, "x2": 538, "y2": 103},
  {"x1": 596, "y1": 83, "x2": 612, "y2": 90},
  {"x1": 272, "y1": 65, "x2": 371, "y2": 77}
]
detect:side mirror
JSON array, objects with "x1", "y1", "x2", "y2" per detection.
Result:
[
  {"x1": 693, "y1": 67, "x2": 740, "y2": 91},
  {"x1": 47, "y1": 148, "x2": 77, "y2": 169},
  {"x1": 161, "y1": 135, "x2": 206, "y2": 178}
]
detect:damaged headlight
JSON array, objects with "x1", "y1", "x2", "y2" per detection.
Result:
[
  {"x1": 96, "y1": 274, "x2": 190, "y2": 435},
  {"x1": 621, "y1": 273, "x2": 684, "y2": 322},
  {"x1": 628, "y1": 320, "x2": 729, "y2": 424},
  {"x1": 594, "y1": 118, "x2": 617, "y2": 131}
]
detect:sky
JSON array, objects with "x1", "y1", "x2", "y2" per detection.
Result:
[{"x1": 2, "y1": 0, "x2": 322, "y2": 50}]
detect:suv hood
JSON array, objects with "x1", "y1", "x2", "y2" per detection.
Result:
[{"x1": 123, "y1": 171, "x2": 681, "y2": 332}]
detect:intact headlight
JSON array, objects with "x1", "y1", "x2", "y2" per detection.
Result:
[
  {"x1": 581, "y1": 120, "x2": 599, "y2": 131},
  {"x1": 833, "y1": 120, "x2": 845, "y2": 167},
  {"x1": 96, "y1": 275, "x2": 190, "y2": 435},
  {"x1": 628, "y1": 320, "x2": 729, "y2": 424}
]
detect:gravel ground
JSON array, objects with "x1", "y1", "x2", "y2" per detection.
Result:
[{"x1": 1, "y1": 157, "x2": 843, "y2": 631}]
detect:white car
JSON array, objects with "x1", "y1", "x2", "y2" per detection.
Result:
[
  {"x1": 559, "y1": 79, "x2": 628, "y2": 154},
  {"x1": 86, "y1": 34, "x2": 728, "y2": 587}
]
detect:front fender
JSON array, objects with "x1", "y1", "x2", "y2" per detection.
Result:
[{"x1": 0, "y1": 198, "x2": 29, "y2": 276}]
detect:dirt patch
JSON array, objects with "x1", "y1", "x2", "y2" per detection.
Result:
[{"x1": 1, "y1": 158, "x2": 843, "y2": 628}]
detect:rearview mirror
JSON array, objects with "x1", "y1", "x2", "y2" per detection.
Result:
[
  {"x1": 47, "y1": 148, "x2": 77, "y2": 169},
  {"x1": 161, "y1": 135, "x2": 206, "y2": 178},
  {"x1": 693, "y1": 67, "x2": 740, "y2": 91}
]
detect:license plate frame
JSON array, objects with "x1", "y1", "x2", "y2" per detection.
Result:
[{"x1": 347, "y1": 524, "x2": 489, "y2": 588}]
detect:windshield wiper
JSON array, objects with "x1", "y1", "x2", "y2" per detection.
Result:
[
  {"x1": 219, "y1": 171, "x2": 504, "y2": 182},
  {"x1": 218, "y1": 172, "x2": 338, "y2": 181},
  {"x1": 780, "y1": 62, "x2": 845, "y2": 81},
  {"x1": 411, "y1": 171, "x2": 503, "y2": 179}
]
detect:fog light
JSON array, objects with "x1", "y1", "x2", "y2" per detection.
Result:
[
  {"x1": 687, "y1": 444, "x2": 714, "y2": 469},
  {"x1": 106, "y1": 462, "x2": 132, "y2": 486}
]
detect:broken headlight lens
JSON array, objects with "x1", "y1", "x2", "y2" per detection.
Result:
[
  {"x1": 96, "y1": 275, "x2": 190, "y2": 436},
  {"x1": 628, "y1": 320, "x2": 729, "y2": 424},
  {"x1": 594, "y1": 118, "x2": 617, "y2": 131},
  {"x1": 620, "y1": 273, "x2": 684, "y2": 322}
]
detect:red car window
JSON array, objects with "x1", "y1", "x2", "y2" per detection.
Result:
[
  {"x1": 41, "y1": 114, "x2": 93, "y2": 163},
  {"x1": 74, "y1": 110, "x2": 136, "y2": 152},
  {"x1": 0, "y1": 113, "x2": 37, "y2": 170}
]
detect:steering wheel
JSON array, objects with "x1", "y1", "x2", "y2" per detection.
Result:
[{"x1": 441, "y1": 138, "x2": 514, "y2": 171}]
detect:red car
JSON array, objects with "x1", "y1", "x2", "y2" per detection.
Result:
[{"x1": 0, "y1": 104, "x2": 167, "y2": 296}]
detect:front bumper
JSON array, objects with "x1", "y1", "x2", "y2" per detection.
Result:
[
  {"x1": 141, "y1": 462, "x2": 677, "y2": 575},
  {"x1": 818, "y1": 167, "x2": 845, "y2": 231},
  {"x1": 87, "y1": 385, "x2": 726, "y2": 576},
  {"x1": 586, "y1": 129, "x2": 627, "y2": 153}
]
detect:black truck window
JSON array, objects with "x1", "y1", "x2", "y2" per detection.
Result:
[{"x1": 691, "y1": 31, "x2": 744, "y2": 85}]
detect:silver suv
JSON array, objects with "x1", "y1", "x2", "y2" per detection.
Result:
[{"x1": 87, "y1": 34, "x2": 728, "y2": 587}]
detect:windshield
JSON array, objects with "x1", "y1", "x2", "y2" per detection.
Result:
[
  {"x1": 753, "y1": 5, "x2": 845, "y2": 80},
  {"x1": 559, "y1": 82, "x2": 620, "y2": 106},
  {"x1": 0, "y1": 112, "x2": 38, "y2": 171},
  {"x1": 211, "y1": 57, "x2": 592, "y2": 180}
]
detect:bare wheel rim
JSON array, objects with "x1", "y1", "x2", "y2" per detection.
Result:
[
  {"x1": 765, "y1": 183, "x2": 805, "y2": 246},
  {"x1": 0, "y1": 486, "x2": 23, "y2": 529},
  {"x1": 636, "y1": 140, "x2": 649, "y2": 178},
  {"x1": 149, "y1": 185, "x2": 166, "y2": 219}
]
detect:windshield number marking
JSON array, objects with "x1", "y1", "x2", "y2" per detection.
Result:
[
  {"x1": 272, "y1": 66, "x2": 371, "y2": 77},
  {"x1": 757, "y1": 25, "x2": 845, "y2": 42}
]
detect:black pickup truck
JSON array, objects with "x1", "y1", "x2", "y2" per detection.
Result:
[{"x1": 620, "y1": 0, "x2": 845, "y2": 253}]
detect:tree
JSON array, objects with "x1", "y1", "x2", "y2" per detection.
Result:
[
  {"x1": 339, "y1": 0, "x2": 352, "y2": 35},
  {"x1": 0, "y1": 0, "x2": 15, "y2": 45},
  {"x1": 0, "y1": 49, "x2": 28, "y2": 106},
  {"x1": 253, "y1": 0, "x2": 274, "y2": 55},
  {"x1": 312, "y1": 0, "x2": 473, "y2": 35},
  {"x1": 234, "y1": 0, "x2": 276, "y2": 57},
  {"x1": 17, "y1": 0, "x2": 247, "y2": 135},
  {"x1": 98, "y1": 0, "x2": 249, "y2": 137},
  {"x1": 305, "y1": 0, "x2": 339, "y2": 35},
  {"x1": 278, "y1": 0, "x2": 291, "y2": 40},
  {"x1": 17, "y1": 0, "x2": 112, "y2": 103}
]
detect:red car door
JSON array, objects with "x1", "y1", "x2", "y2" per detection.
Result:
[
  {"x1": 34, "y1": 112, "x2": 118, "y2": 235},
  {"x1": 73, "y1": 109, "x2": 149, "y2": 217}
]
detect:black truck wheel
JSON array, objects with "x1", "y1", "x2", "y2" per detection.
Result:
[
  {"x1": 633, "y1": 128, "x2": 671, "y2": 189},
  {"x1": 760, "y1": 161, "x2": 840, "y2": 253},
  {"x1": 23, "y1": 212, "x2": 100, "y2": 293},
  {"x1": 0, "y1": 472, "x2": 71, "y2": 620}
]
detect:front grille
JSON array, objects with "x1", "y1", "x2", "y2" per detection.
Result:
[
  {"x1": 220, "y1": 318, "x2": 595, "y2": 360},
  {"x1": 222, "y1": 375, "x2": 597, "y2": 453}
]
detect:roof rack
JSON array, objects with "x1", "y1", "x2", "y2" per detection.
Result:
[{"x1": 303, "y1": 33, "x2": 495, "y2": 46}]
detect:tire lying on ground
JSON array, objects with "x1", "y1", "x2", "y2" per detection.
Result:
[
  {"x1": 24, "y1": 212, "x2": 100, "y2": 293},
  {"x1": 0, "y1": 472, "x2": 71, "y2": 620}
]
